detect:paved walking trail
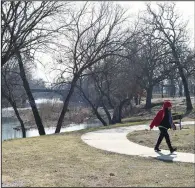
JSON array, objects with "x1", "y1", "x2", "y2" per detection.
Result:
[{"x1": 81, "y1": 121, "x2": 195, "y2": 163}]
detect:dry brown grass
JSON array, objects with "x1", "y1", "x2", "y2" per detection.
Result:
[
  {"x1": 8, "y1": 96, "x2": 194, "y2": 130},
  {"x1": 17, "y1": 103, "x2": 93, "y2": 128},
  {"x1": 2, "y1": 122, "x2": 195, "y2": 187},
  {"x1": 127, "y1": 125, "x2": 195, "y2": 154},
  {"x1": 37, "y1": 103, "x2": 93, "y2": 124}
]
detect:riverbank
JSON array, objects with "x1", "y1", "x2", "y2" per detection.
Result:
[
  {"x1": 2, "y1": 121, "x2": 194, "y2": 187},
  {"x1": 2, "y1": 103, "x2": 96, "y2": 130},
  {"x1": 3, "y1": 97, "x2": 194, "y2": 128},
  {"x1": 2, "y1": 102, "x2": 101, "y2": 141}
]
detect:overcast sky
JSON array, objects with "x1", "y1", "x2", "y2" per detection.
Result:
[{"x1": 35, "y1": 1, "x2": 194, "y2": 84}]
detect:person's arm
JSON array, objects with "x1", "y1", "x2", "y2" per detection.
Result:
[{"x1": 169, "y1": 111, "x2": 176, "y2": 130}]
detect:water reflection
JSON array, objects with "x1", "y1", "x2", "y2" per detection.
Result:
[
  {"x1": 2, "y1": 98, "x2": 101, "y2": 141},
  {"x1": 2, "y1": 120, "x2": 22, "y2": 141},
  {"x1": 2, "y1": 119, "x2": 101, "y2": 141}
]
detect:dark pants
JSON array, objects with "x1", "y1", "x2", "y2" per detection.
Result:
[{"x1": 155, "y1": 127, "x2": 173, "y2": 150}]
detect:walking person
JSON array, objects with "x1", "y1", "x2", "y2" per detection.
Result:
[{"x1": 150, "y1": 101, "x2": 177, "y2": 153}]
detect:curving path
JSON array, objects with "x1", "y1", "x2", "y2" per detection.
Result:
[{"x1": 81, "y1": 121, "x2": 195, "y2": 163}]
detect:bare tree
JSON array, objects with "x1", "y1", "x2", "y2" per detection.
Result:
[
  {"x1": 107, "y1": 56, "x2": 143, "y2": 123},
  {"x1": 137, "y1": 25, "x2": 175, "y2": 108},
  {"x1": 76, "y1": 77, "x2": 108, "y2": 126},
  {"x1": 144, "y1": 2, "x2": 193, "y2": 110},
  {"x1": 75, "y1": 27, "x2": 147, "y2": 124},
  {"x1": 1, "y1": 1, "x2": 67, "y2": 66},
  {"x1": 2, "y1": 61, "x2": 26, "y2": 138},
  {"x1": 82, "y1": 60, "x2": 117, "y2": 125},
  {"x1": 1, "y1": 1, "x2": 67, "y2": 135},
  {"x1": 77, "y1": 52, "x2": 143, "y2": 125},
  {"x1": 183, "y1": 51, "x2": 195, "y2": 79},
  {"x1": 54, "y1": 2, "x2": 130, "y2": 133}
]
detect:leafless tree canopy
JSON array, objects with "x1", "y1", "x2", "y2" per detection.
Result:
[
  {"x1": 1, "y1": 1, "x2": 194, "y2": 135},
  {"x1": 142, "y1": 2, "x2": 193, "y2": 110},
  {"x1": 1, "y1": 1, "x2": 68, "y2": 136},
  {"x1": 1, "y1": 1, "x2": 66, "y2": 67},
  {"x1": 54, "y1": 2, "x2": 136, "y2": 132}
]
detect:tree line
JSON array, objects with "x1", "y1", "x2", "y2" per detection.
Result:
[{"x1": 1, "y1": 1, "x2": 195, "y2": 137}]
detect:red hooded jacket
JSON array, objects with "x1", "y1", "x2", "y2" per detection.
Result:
[{"x1": 150, "y1": 101, "x2": 172, "y2": 129}]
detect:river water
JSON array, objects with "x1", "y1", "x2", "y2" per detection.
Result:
[{"x1": 2, "y1": 98, "x2": 101, "y2": 141}]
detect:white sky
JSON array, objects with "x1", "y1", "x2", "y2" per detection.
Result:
[{"x1": 34, "y1": 1, "x2": 194, "y2": 84}]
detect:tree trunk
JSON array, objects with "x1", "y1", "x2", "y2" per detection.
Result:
[
  {"x1": 134, "y1": 95, "x2": 138, "y2": 105},
  {"x1": 16, "y1": 50, "x2": 45, "y2": 135},
  {"x1": 170, "y1": 79, "x2": 175, "y2": 98},
  {"x1": 92, "y1": 107, "x2": 108, "y2": 126},
  {"x1": 145, "y1": 86, "x2": 153, "y2": 109},
  {"x1": 138, "y1": 95, "x2": 141, "y2": 105},
  {"x1": 79, "y1": 87, "x2": 108, "y2": 126},
  {"x1": 172, "y1": 49, "x2": 193, "y2": 110},
  {"x1": 112, "y1": 106, "x2": 120, "y2": 124},
  {"x1": 55, "y1": 79, "x2": 78, "y2": 133},
  {"x1": 102, "y1": 102, "x2": 113, "y2": 125},
  {"x1": 179, "y1": 82, "x2": 183, "y2": 97},
  {"x1": 194, "y1": 85, "x2": 195, "y2": 96},
  {"x1": 179, "y1": 70, "x2": 193, "y2": 111},
  {"x1": 119, "y1": 99, "x2": 130, "y2": 121},
  {"x1": 112, "y1": 99, "x2": 130, "y2": 124},
  {"x1": 161, "y1": 84, "x2": 164, "y2": 98},
  {"x1": 118, "y1": 105, "x2": 123, "y2": 123},
  {"x1": 3, "y1": 94, "x2": 26, "y2": 138}
]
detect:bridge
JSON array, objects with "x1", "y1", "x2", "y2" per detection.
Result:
[
  {"x1": 30, "y1": 88, "x2": 68, "y2": 97},
  {"x1": 31, "y1": 88, "x2": 66, "y2": 93},
  {"x1": 29, "y1": 88, "x2": 89, "y2": 106}
]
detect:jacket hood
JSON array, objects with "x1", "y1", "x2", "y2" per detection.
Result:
[{"x1": 163, "y1": 101, "x2": 172, "y2": 109}]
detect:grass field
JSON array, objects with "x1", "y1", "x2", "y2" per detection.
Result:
[
  {"x1": 127, "y1": 125, "x2": 194, "y2": 154},
  {"x1": 2, "y1": 121, "x2": 195, "y2": 187}
]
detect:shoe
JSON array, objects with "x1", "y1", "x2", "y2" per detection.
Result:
[
  {"x1": 154, "y1": 148, "x2": 161, "y2": 152},
  {"x1": 170, "y1": 147, "x2": 177, "y2": 153}
]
